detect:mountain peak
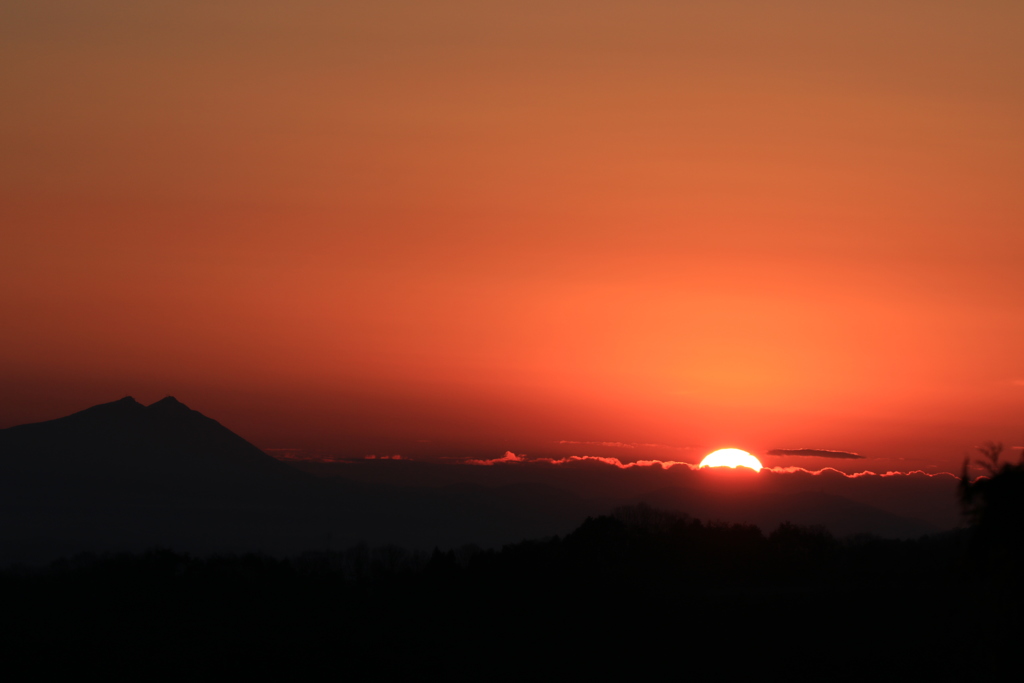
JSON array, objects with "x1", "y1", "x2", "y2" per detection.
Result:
[
  {"x1": 147, "y1": 396, "x2": 192, "y2": 412},
  {"x1": 71, "y1": 395, "x2": 146, "y2": 419}
]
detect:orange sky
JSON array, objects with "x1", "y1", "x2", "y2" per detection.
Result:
[{"x1": 2, "y1": 2, "x2": 1023, "y2": 473}]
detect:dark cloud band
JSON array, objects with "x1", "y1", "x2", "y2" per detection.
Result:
[{"x1": 767, "y1": 448, "x2": 864, "y2": 459}]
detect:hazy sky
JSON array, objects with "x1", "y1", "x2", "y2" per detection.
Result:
[{"x1": 3, "y1": 1, "x2": 1022, "y2": 473}]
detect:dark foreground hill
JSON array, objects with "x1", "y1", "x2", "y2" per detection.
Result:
[
  {"x1": 0, "y1": 398, "x2": 949, "y2": 564},
  {"x1": 0, "y1": 505, "x2": 1015, "y2": 680}
]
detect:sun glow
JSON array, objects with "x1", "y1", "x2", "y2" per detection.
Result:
[{"x1": 699, "y1": 448, "x2": 763, "y2": 472}]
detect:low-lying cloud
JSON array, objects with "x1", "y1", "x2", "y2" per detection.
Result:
[
  {"x1": 461, "y1": 451, "x2": 959, "y2": 481},
  {"x1": 466, "y1": 452, "x2": 697, "y2": 470},
  {"x1": 556, "y1": 440, "x2": 688, "y2": 451},
  {"x1": 466, "y1": 451, "x2": 525, "y2": 466},
  {"x1": 768, "y1": 448, "x2": 864, "y2": 459}
]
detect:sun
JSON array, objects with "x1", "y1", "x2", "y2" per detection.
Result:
[{"x1": 699, "y1": 448, "x2": 763, "y2": 472}]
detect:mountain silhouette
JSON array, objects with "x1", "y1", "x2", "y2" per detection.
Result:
[
  {"x1": 0, "y1": 396, "x2": 323, "y2": 511},
  {"x1": 0, "y1": 397, "x2": 341, "y2": 563},
  {"x1": 0, "y1": 397, "x2": 607, "y2": 563},
  {"x1": 0, "y1": 396, "x2": 308, "y2": 494}
]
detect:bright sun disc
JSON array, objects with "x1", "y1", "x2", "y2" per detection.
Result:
[{"x1": 699, "y1": 448, "x2": 763, "y2": 472}]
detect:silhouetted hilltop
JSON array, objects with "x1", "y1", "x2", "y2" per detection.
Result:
[
  {"x1": 631, "y1": 485, "x2": 938, "y2": 538},
  {"x1": 4, "y1": 395, "x2": 291, "y2": 464},
  {"x1": 0, "y1": 395, "x2": 310, "y2": 501},
  {"x1": 0, "y1": 398, "x2": 609, "y2": 562},
  {"x1": 0, "y1": 397, "x2": 332, "y2": 562},
  {"x1": 2, "y1": 395, "x2": 144, "y2": 445}
]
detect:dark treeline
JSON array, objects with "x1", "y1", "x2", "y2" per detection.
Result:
[{"x1": 3, "y1": 496, "x2": 1022, "y2": 680}]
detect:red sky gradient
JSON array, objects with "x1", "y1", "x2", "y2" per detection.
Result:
[{"x1": 2, "y1": 2, "x2": 1022, "y2": 475}]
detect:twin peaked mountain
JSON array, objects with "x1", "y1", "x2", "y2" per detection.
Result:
[
  {"x1": 1, "y1": 396, "x2": 305, "y2": 494},
  {"x1": 0, "y1": 397, "x2": 327, "y2": 563},
  {"x1": 0, "y1": 396, "x2": 606, "y2": 563}
]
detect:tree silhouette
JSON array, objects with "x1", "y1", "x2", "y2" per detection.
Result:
[{"x1": 958, "y1": 441, "x2": 1024, "y2": 575}]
